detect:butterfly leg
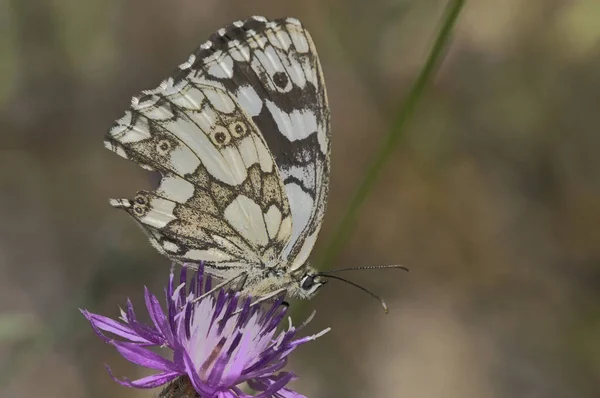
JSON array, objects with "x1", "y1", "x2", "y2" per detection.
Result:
[
  {"x1": 190, "y1": 272, "x2": 247, "y2": 305},
  {"x1": 248, "y1": 287, "x2": 287, "y2": 308},
  {"x1": 228, "y1": 287, "x2": 288, "y2": 316},
  {"x1": 231, "y1": 272, "x2": 248, "y2": 291}
]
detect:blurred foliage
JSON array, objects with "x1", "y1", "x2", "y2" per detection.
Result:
[
  {"x1": 1, "y1": 1, "x2": 600, "y2": 398},
  {"x1": 318, "y1": 0, "x2": 464, "y2": 269},
  {"x1": 0, "y1": 314, "x2": 39, "y2": 342}
]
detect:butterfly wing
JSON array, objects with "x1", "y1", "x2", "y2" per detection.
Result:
[
  {"x1": 175, "y1": 16, "x2": 331, "y2": 272},
  {"x1": 105, "y1": 74, "x2": 293, "y2": 274}
]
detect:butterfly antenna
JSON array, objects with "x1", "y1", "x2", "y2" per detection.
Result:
[
  {"x1": 317, "y1": 274, "x2": 390, "y2": 313},
  {"x1": 323, "y1": 264, "x2": 409, "y2": 273}
]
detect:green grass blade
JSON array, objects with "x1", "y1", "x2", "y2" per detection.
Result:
[{"x1": 318, "y1": 0, "x2": 466, "y2": 269}]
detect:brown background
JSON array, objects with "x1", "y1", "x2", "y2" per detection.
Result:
[{"x1": 1, "y1": 1, "x2": 599, "y2": 397}]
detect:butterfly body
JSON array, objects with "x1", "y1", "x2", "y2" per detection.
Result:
[{"x1": 106, "y1": 16, "x2": 330, "y2": 299}]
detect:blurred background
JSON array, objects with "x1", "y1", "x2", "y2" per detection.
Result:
[{"x1": 1, "y1": 0, "x2": 600, "y2": 397}]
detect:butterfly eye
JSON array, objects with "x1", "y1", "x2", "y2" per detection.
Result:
[
  {"x1": 229, "y1": 121, "x2": 248, "y2": 138},
  {"x1": 156, "y1": 140, "x2": 172, "y2": 155},
  {"x1": 133, "y1": 205, "x2": 145, "y2": 215},
  {"x1": 210, "y1": 126, "x2": 231, "y2": 147},
  {"x1": 301, "y1": 275, "x2": 315, "y2": 290},
  {"x1": 135, "y1": 195, "x2": 147, "y2": 205}
]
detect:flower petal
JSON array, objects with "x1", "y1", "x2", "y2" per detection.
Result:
[
  {"x1": 181, "y1": 348, "x2": 215, "y2": 397},
  {"x1": 178, "y1": 266, "x2": 188, "y2": 303},
  {"x1": 210, "y1": 289, "x2": 227, "y2": 329},
  {"x1": 259, "y1": 295, "x2": 285, "y2": 326},
  {"x1": 205, "y1": 274, "x2": 213, "y2": 292},
  {"x1": 144, "y1": 286, "x2": 176, "y2": 347},
  {"x1": 184, "y1": 302, "x2": 193, "y2": 340},
  {"x1": 231, "y1": 386, "x2": 254, "y2": 398},
  {"x1": 165, "y1": 286, "x2": 178, "y2": 340},
  {"x1": 289, "y1": 327, "x2": 331, "y2": 349},
  {"x1": 219, "y1": 331, "x2": 245, "y2": 384},
  {"x1": 218, "y1": 293, "x2": 240, "y2": 334},
  {"x1": 273, "y1": 388, "x2": 306, "y2": 398},
  {"x1": 234, "y1": 297, "x2": 252, "y2": 329},
  {"x1": 111, "y1": 341, "x2": 178, "y2": 372},
  {"x1": 106, "y1": 365, "x2": 180, "y2": 389},
  {"x1": 216, "y1": 392, "x2": 240, "y2": 398},
  {"x1": 80, "y1": 309, "x2": 151, "y2": 344},
  {"x1": 263, "y1": 305, "x2": 288, "y2": 336},
  {"x1": 242, "y1": 358, "x2": 287, "y2": 381},
  {"x1": 124, "y1": 299, "x2": 164, "y2": 345},
  {"x1": 167, "y1": 266, "x2": 175, "y2": 297},
  {"x1": 206, "y1": 334, "x2": 239, "y2": 386},
  {"x1": 250, "y1": 372, "x2": 296, "y2": 398}
]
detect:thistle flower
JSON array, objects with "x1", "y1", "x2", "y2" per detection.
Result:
[{"x1": 81, "y1": 265, "x2": 329, "y2": 397}]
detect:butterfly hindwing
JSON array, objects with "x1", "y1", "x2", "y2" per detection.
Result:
[
  {"x1": 105, "y1": 74, "x2": 293, "y2": 268},
  {"x1": 172, "y1": 17, "x2": 331, "y2": 272}
]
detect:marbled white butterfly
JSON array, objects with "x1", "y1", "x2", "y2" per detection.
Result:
[{"x1": 106, "y1": 16, "x2": 331, "y2": 300}]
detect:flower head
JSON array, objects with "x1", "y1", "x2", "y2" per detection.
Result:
[{"x1": 81, "y1": 265, "x2": 329, "y2": 398}]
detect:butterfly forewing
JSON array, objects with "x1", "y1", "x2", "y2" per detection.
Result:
[
  {"x1": 175, "y1": 17, "x2": 331, "y2": 271},
  {"x1": 105, "y1": 16, "x2": 330, "y2": 295}
]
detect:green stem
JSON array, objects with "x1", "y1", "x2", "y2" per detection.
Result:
[{"x1": 318, "y1": 0, "x2": 466, "y2": 269}]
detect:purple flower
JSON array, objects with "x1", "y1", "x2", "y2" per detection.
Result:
[{"x1": 81, "y1": 265, "x2": 329, "y2": 398}]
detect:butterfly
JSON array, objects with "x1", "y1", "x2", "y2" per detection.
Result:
[{"x1": 105, "y1": 16, "x2": 331, "y2": 300}]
